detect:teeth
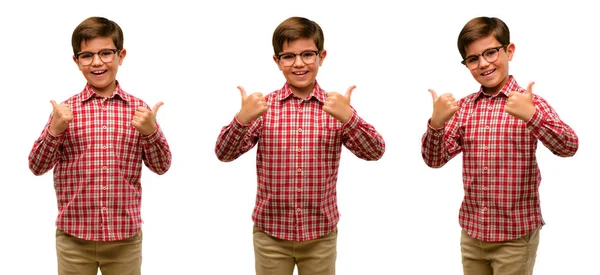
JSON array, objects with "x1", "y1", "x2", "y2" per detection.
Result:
[
  {"x1": 293, "y1": 72, "x2": 307, "y2": 75},
  {"x1": 482, "y1": 69, "x2": 494, "y2": 76}
]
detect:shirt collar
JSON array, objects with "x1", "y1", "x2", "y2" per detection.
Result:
[
  {"x1": 475, "y1": 75, "x2": 520, "y2": 100},
  {"x1": 79, "y1": 81, "x2": 130, "y2": 102},
  {"x1": 276, "y1": 80, "x2": 326, "y2": 103}
]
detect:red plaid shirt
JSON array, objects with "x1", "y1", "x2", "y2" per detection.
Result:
[
  {"x1": 422, "y1": 76, "x2": 578, "y2": 242},
  {"x1": 28, "y1": 83, "x2": 172, "y2": 242},
  {"x1": 216, "y1": 82, "x2": 385, "y2": 241}
]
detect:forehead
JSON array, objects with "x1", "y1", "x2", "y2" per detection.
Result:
[
  {"x1": 80, "y1": 36, "x2": 116, "y2": 52},
  {"x1": 465, "y1": 36, "x2": 501, "y2": 56},
  {"x1": 281, "y1": 38, "x2": 318, "y2": 53}
]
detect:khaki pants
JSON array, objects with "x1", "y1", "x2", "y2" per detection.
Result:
[
  {"x1": 56, "y1": 228, "x2": 142, "y2": 275},
  {"x1": 461, "y1": 228, "x2": 540, "y2": 275},
  {"x1": 253, "y1": 226, "x2": 337, "y2": 275}
]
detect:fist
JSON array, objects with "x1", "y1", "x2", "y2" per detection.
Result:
[
  {"x1": 236, "y1": 86, "x2": 268, "y2": 125},
  {"x1": 132, "y1": 102, "x2": 163, "y2": 136},
  {"x1": 323, "y1": 85, "x2": 355, "y2": 123},
  {"x1": 505, "y1": 82, "x2": 535, "y2": 122},
  {"x1": 428, "y1": 89, "x2": 459, "y2": 129},
  {"x1": 49, "y1": 100, "x2": 73, "y2": 136}
]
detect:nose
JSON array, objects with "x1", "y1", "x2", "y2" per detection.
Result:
[
  {"x1": 293, "y1": 55, "x2": 305, "y2": 67},
  {"x1": 91, "y1": 53, "x2": 103, "y2": 66},
  {"x1": 478, "y1": 56, "x2": 490, "y2": 68}
]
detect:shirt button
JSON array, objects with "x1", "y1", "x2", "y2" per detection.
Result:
[
  {"x1": 296, "y1": 208, "x2": 302, "y2": 213},
  {"x1": 102, "y1": 126, "x2": 107, "y2": 130},
  {"x1": 296, "y1": 188, "x2": 301, "y2": 192},
  {"x1": 483, "y1": 167, "x2": 488, "y2": 171},
  {"x1": 488, "y1": 106, "x2": 492, "y2": 110},
  {"x1": 483, "y1": 186, "x2": 488, "y2": 191},
  {"x1": 102, "y1": 207, "x2": 107, "y2": 212},
  {"x1": 483, "y1": 145, "x2": 488, "y2": 150},
  {"x1": 485, "y1": 126, "x2": 490, "y2": 130},
  {"x1": 102, "y1": 145, "x2": 107, "y2": 150},
  {"x1": 102, "y1": 186, "x2": 107, "y2": 191},
  {"x1": 298, "y1": 108, "x2": 303, "y2": 113},
  {"x1": 483, "y1": 207, "x2": 487, "y2": 212},
  {"x1": 297, "y1": 168, "x2": 302, "y2": 173},
  {"x1": 297, "y1": 147, "x2": 302, "y2": 153},
  {"x1": 102, "y1": 166, "x2": 107, "y2": 170},
  {"x1": 298, "y1": 128, "x2": 303, "y2": 133}
]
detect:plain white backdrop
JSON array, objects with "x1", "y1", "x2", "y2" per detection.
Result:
[{"x1": 1, "y1": 0, "x2": 597, "y2": 274}]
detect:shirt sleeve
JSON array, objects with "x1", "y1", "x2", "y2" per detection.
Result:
[
  {"x1": 526, "y1": 95, "x2": 578, "y2": 157},
  {"x1": 340, "y1": 110, "x2": 385, "y2": 161},
  {"x1": 421, "y1": 109, "x2": 463, "y2": 168},
  {"x1": 215, "y1": 115, "x2": 261, "y2": 162},
  {"x1": 141, "y1": 124, "x2": 172, "y2": 175},
  {"x1": 28, "y1": 115, "x2": 63, "y2": 176}
]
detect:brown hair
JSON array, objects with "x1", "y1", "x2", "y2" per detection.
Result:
[
  {"x1": 272, "y1": 17, "x2": 324, "y2": 56},
  {"x1": 457, "y1": 17, "x2": 510, "y2": 59},
  {"x1": 72, "y1": 17, "x2": 124, "y2": 55}
]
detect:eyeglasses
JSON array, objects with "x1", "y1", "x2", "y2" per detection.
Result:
[
  {"x1": 75, "y1": 49, "x2": 119, "y2": 66},
  {"x1": 276, "y1": 50, "x2": 320, "y2": 67},
  {"x1": 461, "y1": 45, "x2": 507, "y2": 69}
]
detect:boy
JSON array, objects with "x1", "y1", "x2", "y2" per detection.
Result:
[
  {"x1": 215, "y1": 16, "x2": 385, "y2": 275},
  {"x1": 421, "y1": 16, "x2": 578, "y2": 275},
  {"x1": 28, "y1": 16, "x2": 171, "y2": 275}
]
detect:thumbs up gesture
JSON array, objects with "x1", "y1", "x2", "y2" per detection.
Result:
[
  {"x1": 236, "y1": 86, "x2": 268, "y2": 125},
  {"x1": 505, "y1": 82, "x2": 535, "y2": 122},
  {"x1": 428, "y1": 89, "x2": 459, "y2": 129},
  {"x1": 49, "y1": 100, "x2": 73, "y2": 136},
  {"x1": 323, "y1": 85, "x2": 355, "y2": 123},
  {"x1": 132, "y1": 102, "x2": 163, "y2": 136}
]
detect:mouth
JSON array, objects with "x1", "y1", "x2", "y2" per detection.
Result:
[
  {"x1": 481, "y1": 69, "x2": 496, "y2": 76},
  {"x1": 292, "y1": 71, "x2": 308, "y2": 76},
  {"x1": 91, "y1": 70, "x2": 108, "y2": 76}
]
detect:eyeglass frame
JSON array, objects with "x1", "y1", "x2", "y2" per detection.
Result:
[
  {"x1": 75, "y1": 49, "x2": 120, "y2": 65},
  {"x1": 276, "y1": 50, "x2": 321, "y2": 66},
  {"x1": 460, "y1": 45, "x2": 507, "y2": 68}
]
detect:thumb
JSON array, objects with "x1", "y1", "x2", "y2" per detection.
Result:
[
  {"x1": 152, "y1": 102, "x2": 164, "y2": 114},
  {"x1": 50, "y1": 100, "x2": 58, "y2": 109},
  {"x1": 428, "y1": 89, "x2": 438, "y2": 105},
  {"x1": 237, "y1": 86, "x2": 247, "y2": 100},
  {"x1": 526, "y1": 81, "x2": 535, "y2": 97},
  {"x1": 345, "y1": 85, "x2": 356, "y2": 99}
]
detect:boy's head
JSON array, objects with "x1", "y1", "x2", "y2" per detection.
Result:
[
  {"x1": 272, "y1": 17, "x2": 326, "y2": 97},
  {"x1": 71, "y1": 17, "x2": 126, "y2": 97},
  {"x1": 457, "y1": 17, "x2": 514, "y2": 94}
]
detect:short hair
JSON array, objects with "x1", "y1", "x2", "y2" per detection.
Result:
[
  {"x1": 272, "y1": 17, "x2": 324, "y2": 56},
  {"x1": 457, "y1": 17, "x2": 510, "y2": 59},
  {"x1": 72, "y1": 17, "x2": 124, "y2": 56}
]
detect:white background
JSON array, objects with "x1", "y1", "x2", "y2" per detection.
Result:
[{"x1": 1, "y1": 0, "x2": 597, "y2": 274}]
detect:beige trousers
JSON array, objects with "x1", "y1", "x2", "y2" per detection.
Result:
[
  {"x1": 461, "y1": 228, "x2": 540, "y2": 275},
  {"x1": 56, "y1": 228, "x2": 142, "y2": 275},
  {"x1": 253, "y1": 226, "x2": 337, "y2": 275}
]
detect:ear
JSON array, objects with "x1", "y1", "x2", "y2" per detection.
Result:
[
  {"x1": 118, "y1": 49, "x2": 127, "y2": 65},
  {"x1": 506, "y1": 43, "x2": 515, "y2": 61},
  {"x1": 273, "y1": 55, "x2": 283, "y2": 71},
  {"x1": 318, "y1": 49, "x2": 327, "y2": 66}
]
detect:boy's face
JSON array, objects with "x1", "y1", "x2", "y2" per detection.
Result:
[
  {"x1": 273, "y1": 38, "x2": 326, "y2": 97},
  {"x1": 73, "y1": 36, "x2": 126, "y2": 97},
  {"x1": 464, "y1": 35, "x2": 514, "y2": 95}
]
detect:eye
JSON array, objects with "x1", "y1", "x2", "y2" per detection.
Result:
[
  {"x1": 100, "y1": 50, "x2": 114, "y2": 57},
  {"x1": 301, "y1": 51, "x2": 316, "y2": 58},
  {"x1": 485, "y1": 49, "x2": 498, "y2": 57},
  {"x1": 280, "y1": 54, "x2": 294, "y2": 60},
  {"x1": 466, "y1": 56, "x2": 479, "y2": 64},
  {"x1": 78, "y1": 53, "x2": 93, "y2": 60}
]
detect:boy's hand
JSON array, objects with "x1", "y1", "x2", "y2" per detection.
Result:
[
  {"x1": 505, "y1": 82, "x2": 536, "y2": 122},
  {"x1": 323, "y1": 85, "x2": 355, "y2": 123},
  {"x1": 49, "y1": 100, "x2": 73, "y2": 136},
  {"x1": 236, "y1": 86, "x2": 268, "y2": 125},
  {"x1": 132, "y1": 102, "x2": 163, "y2": 136},
  {"x1": 428, "y1": 89, "x2": 459, "y2": 129}
]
